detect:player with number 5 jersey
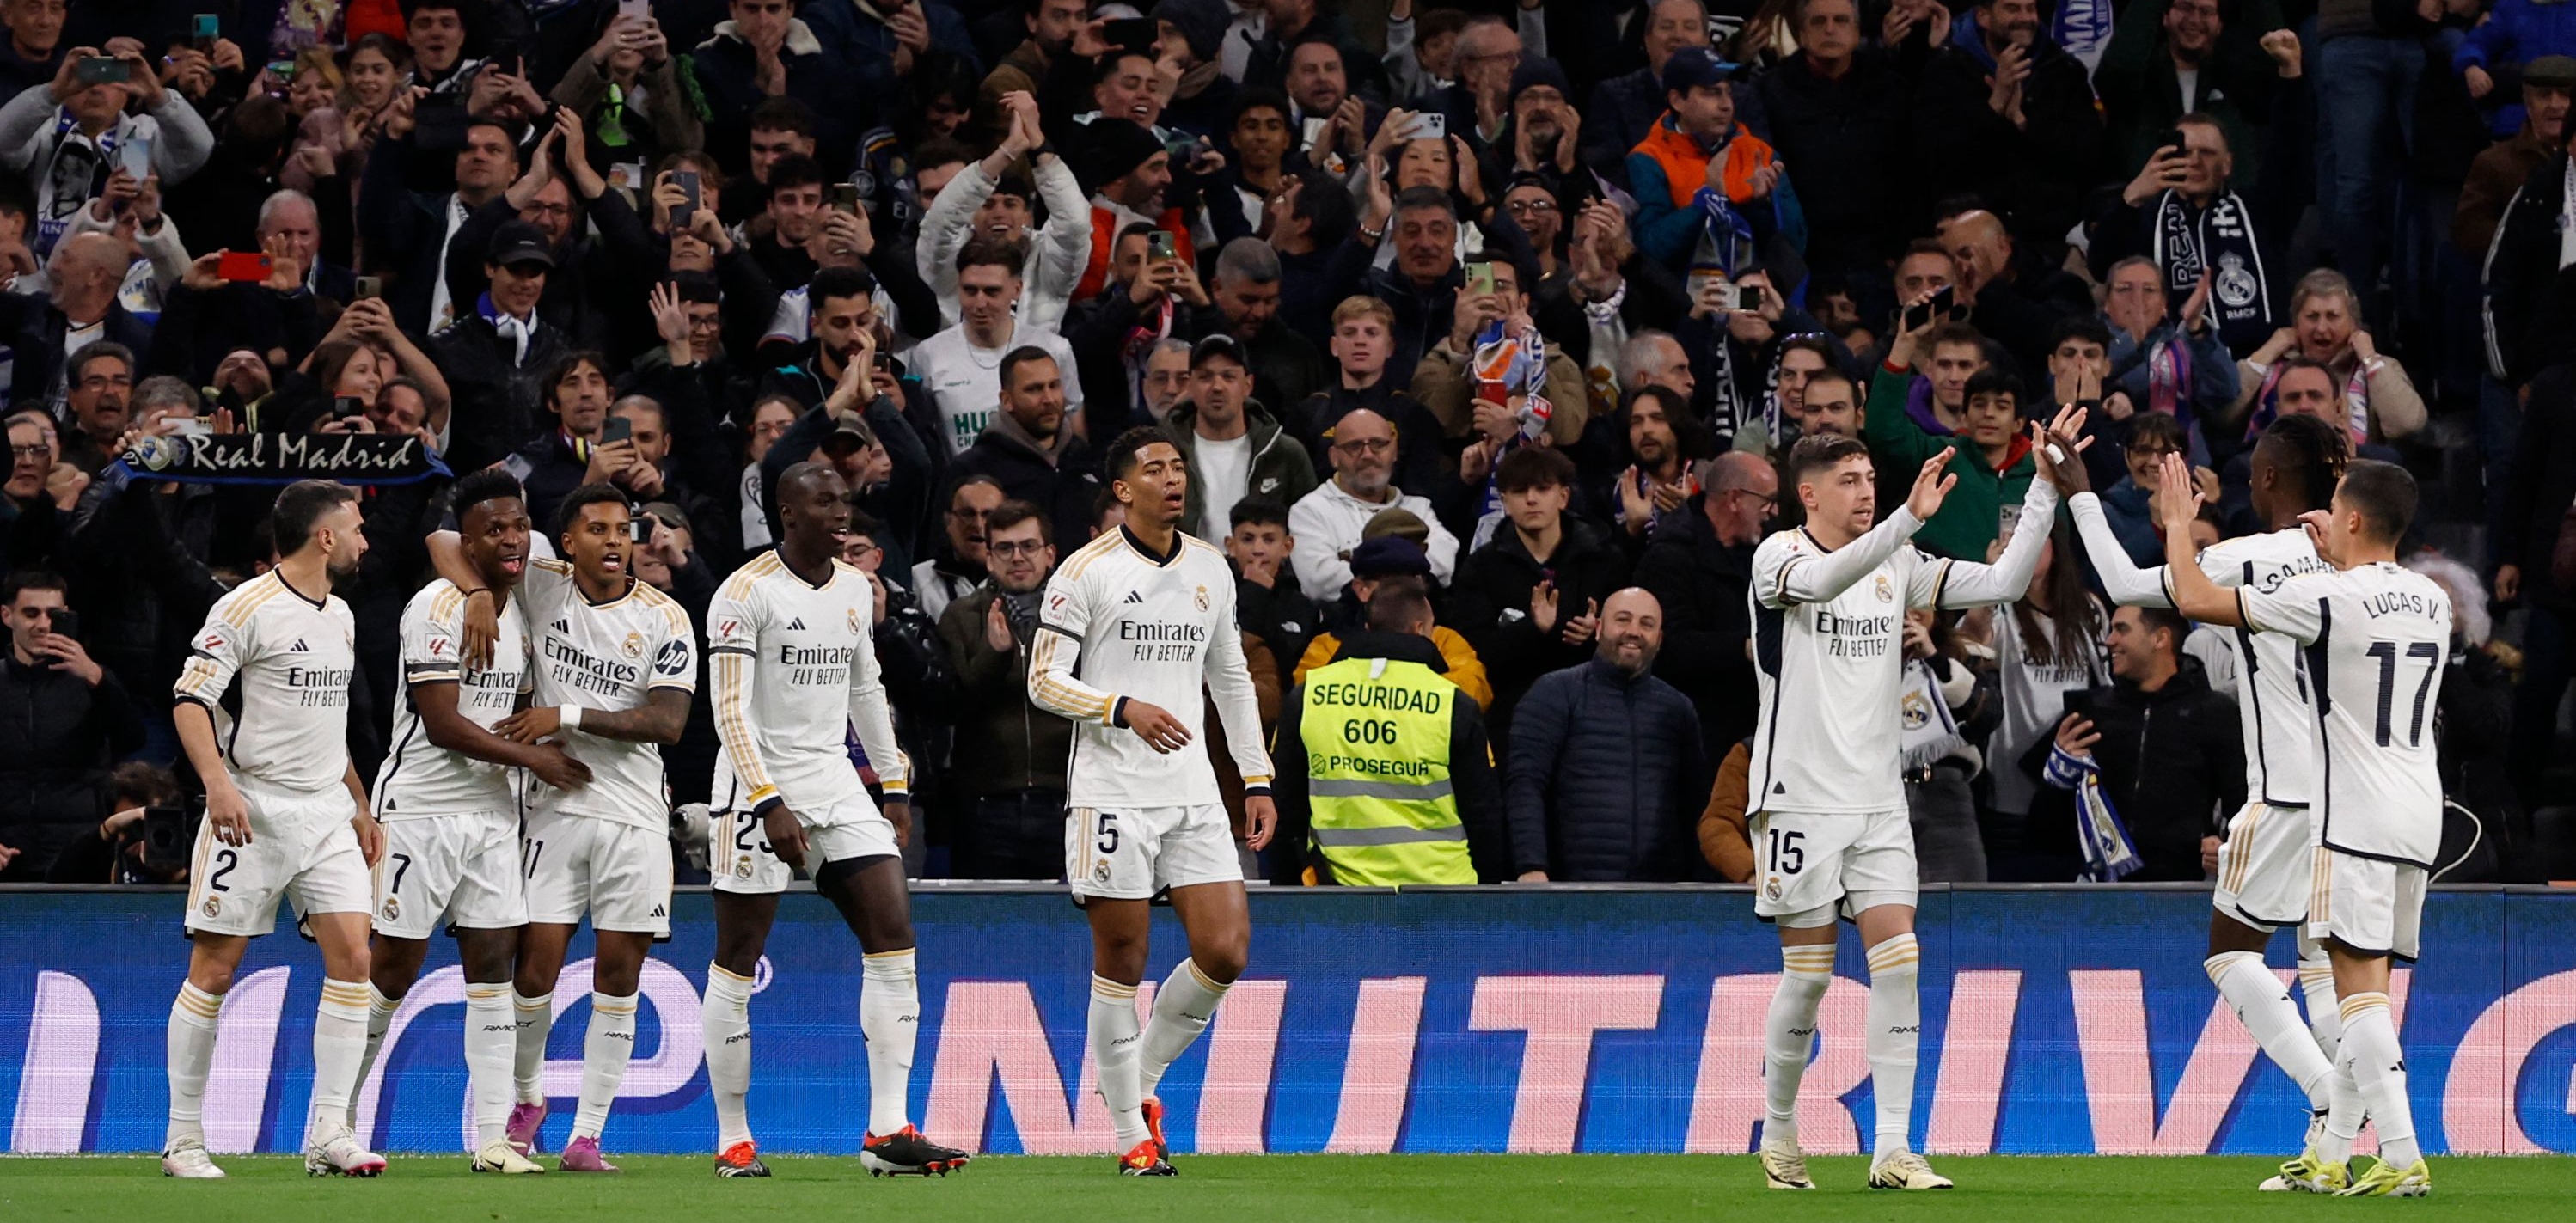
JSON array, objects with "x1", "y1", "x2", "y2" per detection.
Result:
[
  {"x1": 2158, "y1": 453, "x2": 2448, "y2": 1197},
  {"x1": 1029, "y1": 426, "x2": 1276, "y2": 1177},
  {"x1": 431, "y1": 484, "x2": 694, "y2": 1172}
]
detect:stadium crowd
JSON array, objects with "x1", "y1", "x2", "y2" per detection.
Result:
[{"x1": 0, "y1": 0, "x2": 2564, "y2": 888}]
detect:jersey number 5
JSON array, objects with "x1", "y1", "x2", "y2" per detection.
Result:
[{"x1": 2365, "y1": 640, "x2": 2441, "y2": 749}]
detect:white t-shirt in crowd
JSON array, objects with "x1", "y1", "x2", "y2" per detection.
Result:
[
  {"x1": 1195, "y1": 431, "x2": 1251, "y2": 542},
  {"x1": 905, "y1": 322, "x2": 1083, "y2": 457}
]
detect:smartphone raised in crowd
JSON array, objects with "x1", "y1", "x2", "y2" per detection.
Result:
[
  {"x1": 1103, "y1": 17, "x2": 1157, "y2": 52},
  {"x1": 192, "y1": 14, "x2": 220, "y2": 50},
  {"x1": 76, "y1": 56, "x2": 125, "y2": 85},
  {"x1": 1465, "y1": 262, "x2": 1495, "y2": 298},
  {"x1": 601, "y1": 415, "x2": 634, "y2": 446},
  {"x1": 1901, "y1": 284, "x2": 1957, "y2": 333},
  {"x1": 1147, "y1": 229, "x2": 1176, "y2": 263},
  {"x1": 354, "y1": 275, "x2": 382, "y2": 301},
  {"x1": 117, "y1": 136, "x2": 151, "y2": 180},
  {"x1": 826, "y1": 183, "x2": 860, "y2": 215},
  {"x1": 216, "y1": 250, "x2": 272, "y2": 282},
  {"x1": 50, "y1": 608, "x2": 78, "y2": 641},
  {"x1": 1412, "y1": 112, "x2": 1447, "y2": 141},
  {"x1": 673, "y1": 169, "x2": 702, "y2": 221}
]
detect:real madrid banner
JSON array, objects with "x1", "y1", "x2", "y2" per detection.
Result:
[{"x1": 114, "y1": 432, "x2": 451, "y2": 486}]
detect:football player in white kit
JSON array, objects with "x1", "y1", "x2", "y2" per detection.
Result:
[
  {"x1": 162, "y1": 481, "x2": 387, "y2": 1179},
  {"x1": 432, "y1": 484, "x2": 695, "y2": 1172},
  {"x1": 357, "y1": 471, "x2": 592, "y2": 1176},
  {"x1": 1028, "y1": 426, "x2": 1275, "y2": 1177},
  {"x1": 698, "y1": 462, "x2": 970, "y2": 1180},
  {"x1": 1747, "y1": 421, "x2": 2080, "y2": 1192},
  {"x1": 2054, "y1": 413, "x2": 2357, "y2": 1190},
  {"x1": 2157, "y1": 454, "x2": 2448, "y2": 1197}
]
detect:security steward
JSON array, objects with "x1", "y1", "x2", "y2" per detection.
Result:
[{"x1": 1269, "y1": 576, "x2": 1508, "y2": 884}]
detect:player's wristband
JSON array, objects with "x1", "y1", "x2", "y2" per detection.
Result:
[
  {"x1": 559, "y1": 705, "x2": 583, "y2": 731},
  {"x1": 751, "y1": 793, "x2": 785, "y2": 817},
  {"x1": 1110, "y1": 696, "x2": 1130, "y2": 728}
]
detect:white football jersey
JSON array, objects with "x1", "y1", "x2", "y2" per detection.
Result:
[
  {"x1": 374, "y1": 580, "x2": 532, "y2": 818},
  {"x1": 2177, "y1": 529, "x2": 2337, "y2": 807},
  {"x1": 1030, "y1": 528, "x2": 1270, "y2": 808},
  {"x1": 704, "y1": 550, "x2": 905, "y2": 813},
  {"x1": 517, "y1": 560, "x2": 697, "y2": 829},
  {"x1": 2238, "y1": 563, "x2": 2453, "y2": 866},
  {"x1": 1746, "y1": 482, "x2": 2059, "y2": 815},
  {"x1": 174, "y1": 570, "x2": 357, "y2": 796},
  {"x1": 1747, "y1": 532, "x2": 1949, "y2": 814}
]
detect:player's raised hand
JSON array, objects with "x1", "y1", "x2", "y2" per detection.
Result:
[
  {"x1": 2297, "y1": 508, "x2": 2334, "y2": 559},
  {"x1": 462, "y1": 588, "x2": 500, "y2": 670},
  {"x1": 205, "y1": 777, "x2": 253, "y2": 847},
  {"x1": 1244, "y1": 795, "x2": 1276, "y2": 852},
  {"x1": 530, "y1": 743, "x2": 592, "y2": 791},
  {"x1": 1122, "y1": 700, "x2": 1192, "y2": 753},
  {"x1": 2152, "y1": 452, "x2": 2200, "y2": 532},
  {"x1": 1906, "y1": 447, "x2": 1960, "y2": 521},
  {"x1": 763, "y1": 805, "x2": 810, "y2": 871}
]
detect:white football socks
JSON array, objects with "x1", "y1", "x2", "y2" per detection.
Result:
[
  {"x1": 1863, "y1": 934, "x2": 1921, "y2": 1163},
  {"x1": 347, "y1": 982, "x2": 401, "y2": 1130},
  {"x1": 1139, "y1": 959, "x2": 1229, "y2": 1099},
  {"x1": 462, "y1": 982, "x2": 515, "y2": 1147},
  {"x1": 308, "y1": 979, "x2": 372, "y2": 1142},
  {"x1": 165, "y1": 981, "x2": 223, "y2": 1150},
  {"x1": 2301, "y1": 956, "x2": 2363, "y2": 1163},
  {"x1": 1762, "y1": 944, "x2": 1835, "y2": 1154},
  {"x1": 2339, "y1": 992, "x2": 2420, "y2": 1169},
  {"x1": 511, "y1": 990, "x2": 554, "y2": 1106},
  {"x1": 2205, "y1": 952, "x2": 2333, "y2": 1110},
  {"x1": 1089, "y1": 975, "x2": 1148, "y2": 1147},
  {"x1": 860, "y1": 950, "x2": 920, "y2": 1136},
  {"x1": 571, "y1": 992, "x2": 638, "y2": 1142},
  {"x1": 702, "y1": 963, "x2": 756, "y2": 1150}
]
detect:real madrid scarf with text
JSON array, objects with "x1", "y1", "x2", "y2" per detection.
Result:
[
  {"x1": 2150, "y1": 188, "x2": 2272, "y2": 346},
  {"x1": 113, "y1": 432, "x2": 452, "y2": 486}
]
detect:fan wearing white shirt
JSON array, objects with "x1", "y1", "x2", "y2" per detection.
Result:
[{"x1": 907, "y1": 235, "x2": 1083, "y2": 456}]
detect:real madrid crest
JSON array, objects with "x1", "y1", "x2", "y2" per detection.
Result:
[
  {"x1": 736, "y1": 856, "x2": 756, "y2": 880},
  {"x1": 2216, "y1": 252, "x2": 2258, "y2": 309},
  {"x1": 1193, "y1": 584, "x2": 1209, "y2": 611},
  {"x1": 381, "y1": 896, "x2": 401, "y2": 922},
  {"x1": 1764, "y1": 878, "x2": 1783, "y2": 902},
  {"x1": 1875, "y1": 574, "x2": 1894, "y2": 602},
  {"x1": 621, "y1": 631, "x2": 645, "y2": 659},
  {"x1": 201, "y1": 896, "x2": 221, "y2": 918},
  {"x1": 848, "y1": 607, "x2": 863, "y2": 635}
]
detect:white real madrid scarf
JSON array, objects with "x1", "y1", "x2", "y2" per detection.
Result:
[{"x1": 2151, "y1": 188, "x2": 2271, "y2": 334}]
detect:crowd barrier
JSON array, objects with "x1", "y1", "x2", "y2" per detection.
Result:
[{"x1": 4, "y1": 884, "x2": 2573, "y2": 1156}]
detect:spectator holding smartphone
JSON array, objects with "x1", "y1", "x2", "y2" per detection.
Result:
[{"x1": 0, "y1": 570, "x2": 144, "y2": 880}]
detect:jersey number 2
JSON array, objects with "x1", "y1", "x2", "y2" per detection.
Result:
[{"x1": 2365, "y1": 640, "x2": 2440, "y2": 748}]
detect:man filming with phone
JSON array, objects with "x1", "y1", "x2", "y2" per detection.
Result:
[{"x1": 0, "y1": 571, "x2": 144, "y2": 881}]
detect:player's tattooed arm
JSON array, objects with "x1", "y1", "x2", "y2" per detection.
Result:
[
  {"x1": 418, "y1": 681, "x2": 593, "y2": 789},
  {"x1": 497, "y1": 688, "x2": 690, "y2": 746}
]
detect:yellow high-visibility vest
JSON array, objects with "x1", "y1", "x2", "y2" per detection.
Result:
[{"x1": 1297, "y1": 655, "x2": 1471, "y2": 887}]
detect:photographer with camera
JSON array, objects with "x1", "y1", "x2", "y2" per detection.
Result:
[
  {"x1": 40, "y1": 762, "x2": 186, "y2": 884},
  {"x1": 935, "y1": 499, "x2": 1068, "y2": 879},
  {"x1": 0, "y1": 570, "x2": 144, "y2": 880}
]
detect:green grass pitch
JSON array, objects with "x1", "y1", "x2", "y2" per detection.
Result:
[{"x1": 3, "y1": 1155, "x2": 2570, "y2": 1220}]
